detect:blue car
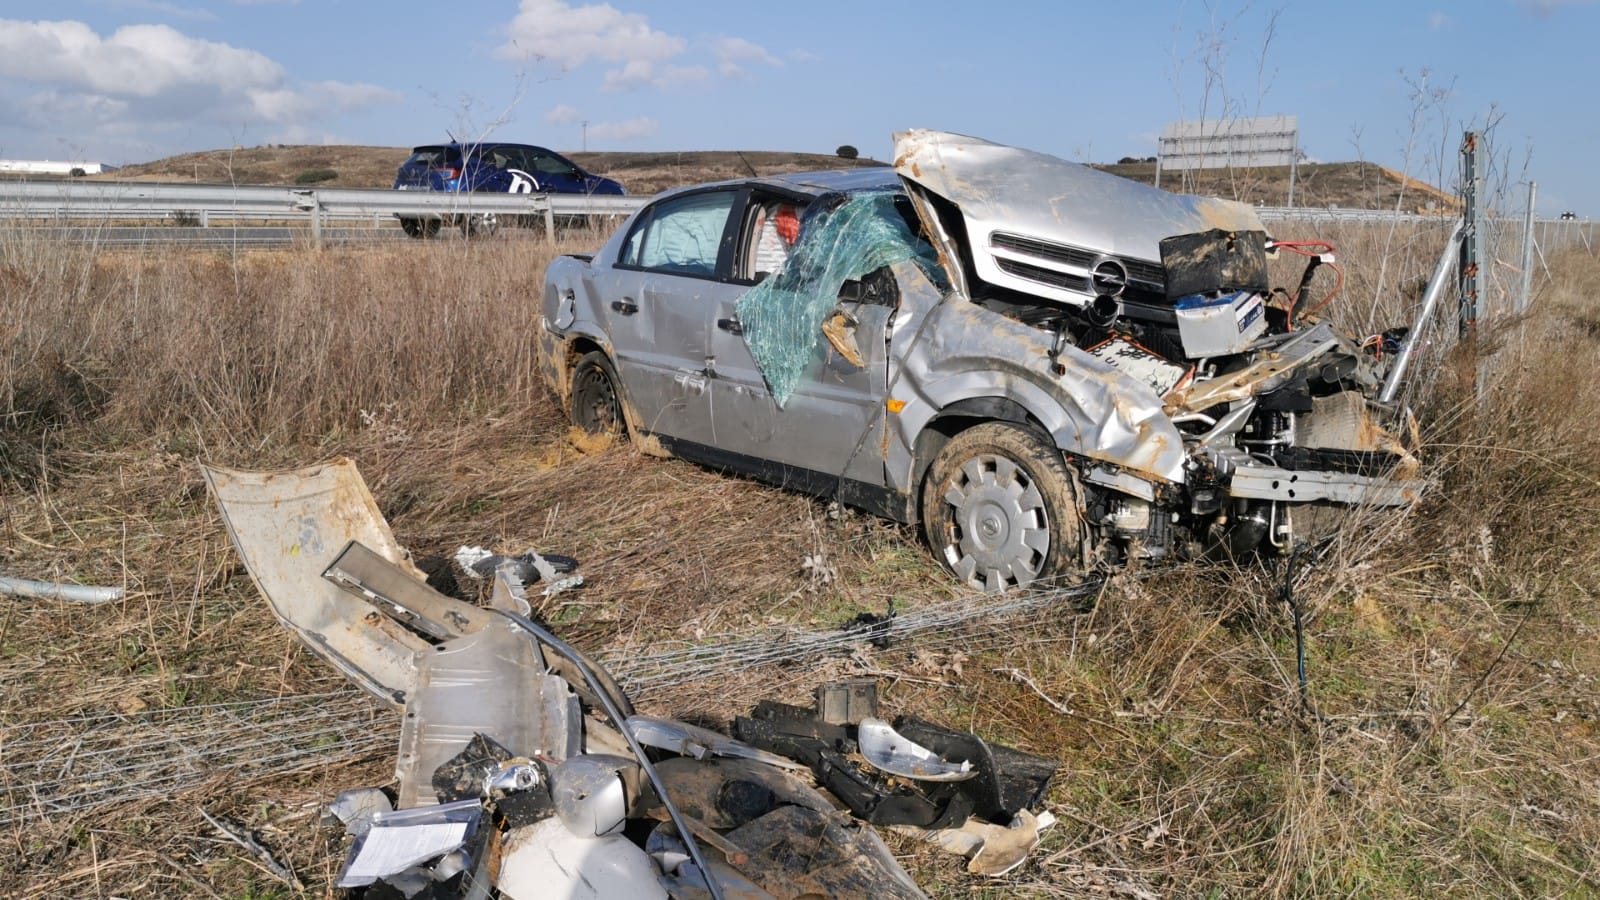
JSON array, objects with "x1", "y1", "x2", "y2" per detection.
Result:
[{"x1": 393, "y1": 142, "x2": 627, "y2": 238}]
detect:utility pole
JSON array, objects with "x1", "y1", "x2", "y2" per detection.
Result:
[
  {"x1": 1518, "y1": 181, "x2": 1537, "y2": 315},
  {"x1": 581, "y1": 121, "x2": 589, "y2": 152}
]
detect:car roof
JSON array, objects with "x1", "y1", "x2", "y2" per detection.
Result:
[
  {"x1": 656, "y1": 166, "x2": 899, "y2": 200},
  {"x1": 759, "y1": 167, "x2": 899, "y2": 193},
  {"x1": 408, "y1": 142, "x2": 562, "y2": 155}
]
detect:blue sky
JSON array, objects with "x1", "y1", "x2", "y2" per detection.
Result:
[{"x1": 0, "y1": 0, "x2": 1594, "y2": 214}]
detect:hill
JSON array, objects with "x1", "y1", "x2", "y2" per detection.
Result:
[
  {"x1": 105, "y1": 144, "x2": 1457, "y2": 211},
  {"x1": 104, "y1": 145, "x2": 882, "y2": 196}
]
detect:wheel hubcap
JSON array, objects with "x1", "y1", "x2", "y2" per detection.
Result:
[
  {"x1": 575, "y1": 369, "x2": 619, "y2": 433},
  {"x1": 941, "y1": 454, "x2": 1050, "y2": 591}
]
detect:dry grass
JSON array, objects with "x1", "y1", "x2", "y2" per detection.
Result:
[{"x1": 2, "y1": 224, "x2": 1598, "y2": 898}]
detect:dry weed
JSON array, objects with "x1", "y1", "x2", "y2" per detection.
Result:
[{"x1": 2, "y1": 229, "x2": 1597, "y2": 897}]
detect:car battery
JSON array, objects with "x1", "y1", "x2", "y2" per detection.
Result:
[{"x1": 1173, "y1": 290, "x2": 1267, "y2": 358}]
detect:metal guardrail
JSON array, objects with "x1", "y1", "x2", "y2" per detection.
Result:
[
  {"x1": 1257, "y1": 204, "x2": 1593, "y2": 232},
  {"x1": 0, "y1": 180, "x2": 647, "y2": 236},
  {"x1": 1257, "y1": 206, "x2": 1450, "y2": 224}
]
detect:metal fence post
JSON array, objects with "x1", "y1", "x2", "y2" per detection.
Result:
[
  {"x1": 1458, "y1": 131, "x2": 1484, "y2": 336},
  {"x1": 1518, "y1": 182, "x2": 1537, "y2": 315}
]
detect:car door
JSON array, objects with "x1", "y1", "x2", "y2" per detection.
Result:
[
  {"x1": 601, "y1": 187, "x2": 743, "y2": 447},
  {"x1": 493, "y1": 148, "x2": 540, "y2": 194},
  {"x1": 706, "y1": 192, "x2": 893, "y2": 487},
  {"x1": 525, "y1": 149, "x2": 586, "y2": 193}
]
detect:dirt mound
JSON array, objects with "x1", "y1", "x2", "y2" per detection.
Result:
[{"x1": 1097, "y1": 160, "x2": 1460, "y2": 213}]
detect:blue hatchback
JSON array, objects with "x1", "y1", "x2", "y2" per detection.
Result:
[{"x1": 393, "y1": 142, "x2": 626, "y2": 237}]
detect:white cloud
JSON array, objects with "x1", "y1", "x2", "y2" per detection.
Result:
[
  {"x1": 588, "y1": 117, "x2": 657, "y2": 142},
  {"x1": 714, "y1": 37, "x2": 781, "y2": 78},
  {"x1": 546, "y1": 103, "x2": 582, "y2": 124},
  {"x1": 1428, "y1": 11, "x2": 1451, "y2": 28},
  {"x1": 1516, "y1": 0, "x2": 1595, "y2": 14},
  {"x1": 247, "y1": 81, "x2": 401, "y2": 123},
  {"x1": 0, "y1": 20, "x2": 282, "y2": 98},
  {"x1": 786, "y1": 49, "x2": 821, "y2": 63},
  {"x1": 600, "y1": 60, "x2": 705, "y2": 92},
  {"x1": 499, "y1": 0, "x2": 683, "y2": 68},
  {"x1": 0, "y1": 19, "x2": 398, "y2": 158},
  {"x1": 499, "y1": 3, "x2": 775, "y2": 91}
]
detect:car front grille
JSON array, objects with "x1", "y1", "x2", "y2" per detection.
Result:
[
  {"x1": 994, "y1": 258, "x2": 1092, "y2": 294},
  {"x1": 990, "y1": 231, "x2": 1166, "y2": 295}
]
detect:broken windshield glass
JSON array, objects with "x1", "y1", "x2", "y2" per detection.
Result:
[{"x1": 735, "y1": 190, "x2": 942, "y2": 407}]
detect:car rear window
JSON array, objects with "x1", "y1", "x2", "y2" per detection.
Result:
[{"x1": 403, "y1": 147, "x2": 458, "y2": 168}]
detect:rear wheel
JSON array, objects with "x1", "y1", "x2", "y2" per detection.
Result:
[
  {"x1": 570, "y1": 351, "x2": 626, "y2": 436},
  {"x1": 921, "y1": 422, "x2": 1083, "y2": 591}
]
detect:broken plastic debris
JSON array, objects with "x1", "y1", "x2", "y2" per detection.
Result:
[
  {"x1": 626, "y1": 716, "x2": 807, "y2": 771},
  {"x1": 498, "y1": 817, "x2": 669, "y2": 900},
  {"x1": 323, "y1": 788, "x2": 393, "y2": 837},
  {"x1": 454, "y1": 545, "x2": 578, "y2": 584},
  {"x1": 905, "y1": 809, "x2": 1057, "y2": 876},
  {"x1": 816, "y1": 678, "x2": 878, "y2": 725},
  {"x1": 550, "y1": 754, "x2": 638, "y2": 838},
  {"x1": 858, "y1": 717, "x2": 977, "y2": 782}
]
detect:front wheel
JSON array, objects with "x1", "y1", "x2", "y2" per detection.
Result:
[
  {"x1": 569, "y1": 351, "x2": 626, "y2": 436},
  {"x1": 462, "y1": 212, "x2": 498, "y2": 238},
  {"x1": 920, "y1": 422, "x2": 1084, "y2": 591}
]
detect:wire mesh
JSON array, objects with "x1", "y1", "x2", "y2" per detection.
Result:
[{"x1": 0, "y1": 580, "x2": 1104, "y2": 826}]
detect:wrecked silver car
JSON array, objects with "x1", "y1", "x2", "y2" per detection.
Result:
[{"x1": 540, "y1": 130, "x2": 1422, "y2": 590}]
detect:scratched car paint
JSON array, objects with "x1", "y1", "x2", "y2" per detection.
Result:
[{"x1": 540, "y1": 130, "x2": 1423, "y2": 591}]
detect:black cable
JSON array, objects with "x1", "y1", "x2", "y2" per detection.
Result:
[{"x1": 1277, "y1": 538, "x2": 1338, "y2": 725}]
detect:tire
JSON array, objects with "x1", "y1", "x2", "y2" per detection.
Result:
[
  {"x1": 462, "y1": 212, "x2": 498, "y2": 238},
  {"x1": 400, "y1": 217, "x2": 440, "y2": 239},
  {"x1": 570, "y1": 351, "x2": 626, "y2": 436},
  {"x1": 920, "y1": 422, "x2": 1084, "y2": 591}
]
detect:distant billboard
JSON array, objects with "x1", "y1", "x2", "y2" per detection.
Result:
[{"x1": 1157, "y1": 116, "x2": 1298, "y2": 171}]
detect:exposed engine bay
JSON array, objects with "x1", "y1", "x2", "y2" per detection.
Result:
[{"x1": 895, "y1": 130, "x2": 1422, "y2": 567}]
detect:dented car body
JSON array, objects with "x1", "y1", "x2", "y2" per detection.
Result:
[{"x1": 540, "y1": 130, "x2": 1423, "y2": 590}]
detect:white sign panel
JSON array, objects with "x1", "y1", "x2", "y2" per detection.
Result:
[{"x1": 1158, "y1": 116, "x2": 1298, "y2": 171}]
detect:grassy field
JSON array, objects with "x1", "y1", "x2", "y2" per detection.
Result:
[{"x1": 2, "y1": 222, "x2": 1598, "y2": 897}]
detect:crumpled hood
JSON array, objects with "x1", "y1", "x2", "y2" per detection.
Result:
[{"x1": 893, "y1": 129, "x2": 1265, "y2": 308}]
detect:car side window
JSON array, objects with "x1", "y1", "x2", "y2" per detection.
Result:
[
  {"x1": 619, "y1": 190, "x2": 737, "y2": 277},
  {"x1": 739, "y1": 197, "x2": 810, "y2": 282},
  {"x1": 530, "y1": 151, "x2": 580, "y2": 178}
]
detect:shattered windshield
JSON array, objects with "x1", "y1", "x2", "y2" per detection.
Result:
[{"x1": 735, "y1": 190, "x2": 943, "y2": 406}]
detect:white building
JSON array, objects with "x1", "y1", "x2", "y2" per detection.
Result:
[{"x1": 0, "y1": 160, "x2": 111, "y2": 176}]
